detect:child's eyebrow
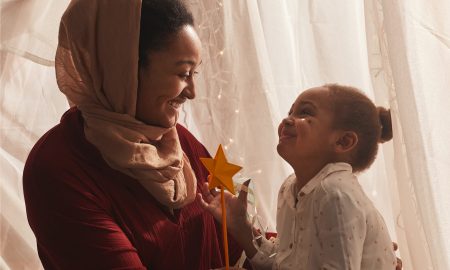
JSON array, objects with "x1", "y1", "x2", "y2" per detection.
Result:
[{"x1": 298, "y1": 100, "x2": 317, "y2": 109}]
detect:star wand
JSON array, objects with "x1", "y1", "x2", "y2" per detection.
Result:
[{"x1": 200, "y1": 144, "x2": 242, "y2": 270}]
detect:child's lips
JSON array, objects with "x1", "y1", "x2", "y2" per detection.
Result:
[{"x1": 279, "y1": 130, "x2": 296, "y2": 141}]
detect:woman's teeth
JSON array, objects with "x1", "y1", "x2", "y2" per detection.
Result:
[{"x1": 169, "y1": 101, "x2": 182, "y2": 108}]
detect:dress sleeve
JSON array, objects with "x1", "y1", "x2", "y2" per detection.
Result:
[
  {"x1": 315, "y1": 189, "x2": 366, "y2": 270},
  {"x1": 23, "y1": 159, "x2": 147, "y2": 270}
]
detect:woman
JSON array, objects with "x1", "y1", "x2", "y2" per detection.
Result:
[{"x1": 23, "y1": 0, "x2": 241, "y2": 269}]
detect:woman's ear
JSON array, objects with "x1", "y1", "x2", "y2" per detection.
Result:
[{"x1": 335, "y1": 131, "x2": 358, "y2": 153}]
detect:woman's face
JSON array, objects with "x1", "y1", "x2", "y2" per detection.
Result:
[{"x1": 136, "y1": 25, "x2": 202, "y2": 128}]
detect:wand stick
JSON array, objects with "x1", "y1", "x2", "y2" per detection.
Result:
[
  {"x1": 200, "y1": 144, "x2": 242, "y2": 270},
  {"x1": 220, "y1": 185, "x2": 230, "y2": 270}
]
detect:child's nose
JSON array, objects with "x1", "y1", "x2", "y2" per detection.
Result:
[{"x1": 282, "y1": 117, "x2": 295, "y2": 126}]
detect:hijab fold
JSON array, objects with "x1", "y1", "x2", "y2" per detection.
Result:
[{"x1": 55, "y1": 0, "x2": 197, "y2": 209}]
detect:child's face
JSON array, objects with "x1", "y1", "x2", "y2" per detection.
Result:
[{"x1": 277, "y1": 87, "x2": 338, "y2": 167}]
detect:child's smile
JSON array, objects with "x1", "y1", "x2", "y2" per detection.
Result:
[{"x1": 278, "y1": 119, "x2": 297, "y2": 142}]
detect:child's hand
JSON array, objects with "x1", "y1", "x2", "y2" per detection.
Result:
[{"x1": 198, "y1": 178, "x2": 251, "y2": 233}]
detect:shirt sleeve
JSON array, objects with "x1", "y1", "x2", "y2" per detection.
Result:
[
  {"x1": 315, "y1": 189, "x2": 366, "y2": 270},
  {"x1": 24, "y1": 161, "x2": 147, "y2": 270},
  {"x1": 249, "y1": 236, "x2": 278, "y2": 270}
]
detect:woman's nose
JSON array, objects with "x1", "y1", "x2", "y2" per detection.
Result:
[{"x1": 183, "y1": 79, "x2": 196, "y2": 99}]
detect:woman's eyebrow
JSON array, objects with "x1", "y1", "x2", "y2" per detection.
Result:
[{"x1": 175, "y1": 59, "x2": 203, "y2": 66}]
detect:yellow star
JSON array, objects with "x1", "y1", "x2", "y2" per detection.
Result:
[{"x1": 200, "y1": 144, "x2": 242, "y2": 195}]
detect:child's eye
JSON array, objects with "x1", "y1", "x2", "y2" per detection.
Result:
[
  {"x1": 300, "y1": 109, "x2": 311, "y2": 115},
  {"x1": 298, "y1": 108, "x2": 314, "y2": 116}
]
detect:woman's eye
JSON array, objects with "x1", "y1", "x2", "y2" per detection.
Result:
[{"x1": 179, "y1": 71, "x2": 199, "y2": 80}]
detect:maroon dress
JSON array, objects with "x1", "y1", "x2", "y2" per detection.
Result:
[{"x1": 23, "y1": 107, "x2": 241, "y2": 270}]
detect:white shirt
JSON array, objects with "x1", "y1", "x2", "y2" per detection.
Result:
[{"x1": 250, "y1": 163, "x2": 396, "y2": 270}]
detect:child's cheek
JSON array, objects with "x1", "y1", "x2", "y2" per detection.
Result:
[{"x1": 294, "y1": 118, "x2": 307, "y2": 134}]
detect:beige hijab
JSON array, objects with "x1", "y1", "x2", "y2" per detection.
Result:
[{"x1": 55, "y1": 0, "x2": 197, "y2": 209}]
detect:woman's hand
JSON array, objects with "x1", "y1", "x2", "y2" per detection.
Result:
[
  {"x1": 198, "y1": 178, "x2": 258, "y2": 258},
  {"x1": 198, "y1": 178, "x2": 251, "y2": 233}
]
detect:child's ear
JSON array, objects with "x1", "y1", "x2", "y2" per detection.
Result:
[{"x1": 335, "y1": 131, "x2": 358, "y2": 153}]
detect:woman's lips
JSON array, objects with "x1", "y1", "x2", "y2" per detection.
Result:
[{"x1": 168, "y1": 98, "x2": 186, "y2": 109}]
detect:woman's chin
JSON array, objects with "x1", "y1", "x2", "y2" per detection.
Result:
[{"x1": 144, "y1": 115, "x2": 177, "y2": 128}]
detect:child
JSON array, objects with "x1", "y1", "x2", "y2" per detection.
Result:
[{"x1": 199, "y1": 84, "x2": 398, "y2": 269}]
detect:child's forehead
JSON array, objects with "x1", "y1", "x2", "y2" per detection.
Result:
[{"x1": 294, "y1": 86, "x2": 331, "y2": 106}]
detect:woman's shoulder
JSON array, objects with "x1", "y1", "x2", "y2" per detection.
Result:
[
  {"x1": 25, "y1": 120, "x2": 68, "y2": 170},
  {"x1": 24, "y1": 108, "x2": 94, "y2": 178}
]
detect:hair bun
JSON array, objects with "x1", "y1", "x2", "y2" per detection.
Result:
[{"x1": 377, "y1": 107, "x2": 393, "y2": 143}]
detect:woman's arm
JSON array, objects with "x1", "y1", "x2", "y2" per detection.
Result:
[{"x1": 24, "y1": 161, "x2": 147, "y2": 269}]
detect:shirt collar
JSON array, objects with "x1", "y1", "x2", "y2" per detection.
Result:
[{"x1": 298, "y1": 162, "x2": 352, "y2": 197}]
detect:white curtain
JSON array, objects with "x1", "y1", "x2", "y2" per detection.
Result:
[{"x1": 1, "y1": 0, "x2": 449, "y2": 269}]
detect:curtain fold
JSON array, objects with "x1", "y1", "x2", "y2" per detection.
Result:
[
  {"x1": 380, "y1": 0, "x2": 450, "y2": 269},
  {"x1": 1, "y1": 0, "x2": 449, "y2": 269}
]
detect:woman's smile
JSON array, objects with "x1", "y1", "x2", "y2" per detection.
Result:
[{"x1": 168, "y1": 97, "x2": 186, "y2": 110}]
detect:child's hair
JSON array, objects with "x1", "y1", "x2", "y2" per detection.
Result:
[{"x1": 324, "y1": 84, "x2": 393, "y2": 172}]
